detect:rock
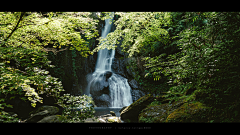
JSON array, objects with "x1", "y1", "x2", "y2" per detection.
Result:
[
  {"x1": 129, "y1": 79, "x2": 140, "y2": 89},
  {"x1": 25, "y1": 110, "x2": 50, "y2": 123},
  {"x1": 111, "y1": 58, "x2": 126, "y2": 77},
  {"x1": 155, "y1": 95, "x2": 172, "y2": 104},
  {"x1": 29, "y1": 105, "x2": 59, "y2": 116},
  {"x1": 98, "y1": 118, "x2": 107, "y2": 123},
  {"x1": 106, "y1": 116, "x2": 121, "y2": 123},
  {"x1": 138, "y1": 101, "x2": 181, "y2": 123},
  {"x1": 25, "y1": 105, "x2": 59, "y2": 123},
  {"x1": 82, "y1": 117, "x2": 99, "y2": 123},
  {"x1": 120, "y1": 94, "x2": 155, "y2": 123},
  {"x1": 110, "y1": 111, "x2": 116, "y2": 116},
  {"x1": 131, "y1": 89, "x2": 145, "y2": 102},
  {"x1": 95, "y1": 94, "x2": 111, "y2": 107},
  {"x1": 102, "y1": 114, "x2": 112, "y2": 117},
  {"x1": 105, "y1": 71, "x2": 112, "y2": 79},
  {"x1": 101, "y1": 86, "x2": 110, "y2": 95},
  {"x1": 165, "y1": 101, "x2": 211, "y2": 122},
  {"x1": 37, "y1": 115, "x2": 63, "y2": 123},
  {"x1": 119, "y1": 106, "x2": 128, "y2": 113},
  {"x1": 97, "y1": 115, "x2": 122, "y2": 123}
]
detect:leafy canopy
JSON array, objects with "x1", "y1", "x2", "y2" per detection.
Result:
[
  {"x1": 0, "y1": 12, "x2": 99, "y2": 122},
  {"x1": 92, "y1": 12, "x2": 172, "y2": 57}
]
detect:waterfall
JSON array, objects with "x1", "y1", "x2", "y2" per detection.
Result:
[{"x1": 85, "y1": 12, "x2": 133, "y2": 107}]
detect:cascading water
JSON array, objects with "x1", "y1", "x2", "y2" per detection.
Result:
[{"x1": 85, "y1": 12, "x2": 133, "y2": 107}]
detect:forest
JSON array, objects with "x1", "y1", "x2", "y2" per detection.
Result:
[{"x1": 0, "y1": 12, "x2": 240, "y2": 123}]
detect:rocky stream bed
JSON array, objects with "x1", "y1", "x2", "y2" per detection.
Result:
[{"x1": 18, "y1": 92, "x2": 212, "y2": 123}]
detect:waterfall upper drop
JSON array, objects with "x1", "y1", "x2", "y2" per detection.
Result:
[{"x1": 85, "y1": 12, "x2": 133, "y2": 107}]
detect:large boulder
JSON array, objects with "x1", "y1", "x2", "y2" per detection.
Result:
[
  {"x1": 25, "y1": 105, "x2": 59, "y2": 123},
  {"x1": 119, "y1": 106, "x2": 128, "y2": 113},
  {"x1": 37, "y1": 115, "x2": 65, "y2": 123},
  {"x1": 138, "y1": 99, "x2": 186, "y2": 123},
  {"x1": 120, "y1": 94, "x2": 155, "y2": 123},
  {"x1": 138, "y1": 96, "x2": 211, "y2": 123},
  {"x1": 165, "y1": 101, "x2": 211, "y2": 122},
  {"x1": 110, "y1": 111, "x2": 116, "y2": 116},
  {"x1": 89, "y1": 75, "x2": 109, "y2": 98},
  {"x1": 105, "y1": 71, "x2": 112, "y2": 80},
  {"x1": 95, "y1": 94, "x2": 111, "y2": 107}
]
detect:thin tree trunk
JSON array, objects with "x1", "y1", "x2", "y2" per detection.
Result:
[{"x1": 1, "y1": 12, "x2": 25, "y2": 47}]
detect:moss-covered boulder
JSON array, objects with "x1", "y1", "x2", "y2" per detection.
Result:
[
  {"x1": 25, "y1": 105, "x2": 59, "y2": 123},
  {"x1": 120, "y1": 94, "x2": 154, "y2": 123},
  {"x1": 29, "y1": 105, "x2": 59, "y2": 116},
  {"x1": 166, "y1": 101, "x2": 211, "y2": 122},
  {"x1": 37, "y1": 115, "x2": 65, "y2": 123},
  {"x1": 110, "y1": 111, "x2": 116, "y2": 116},
  {"x1": 119, "y1": 106, "x2": 128, "y2": 113},
  {"x1": 138, "y1": 99, "x2": 186, "y2": 123}
]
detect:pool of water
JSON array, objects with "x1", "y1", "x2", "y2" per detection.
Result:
[
  {"x1": 70, "y1": 107, "x2": 123, "y2": 117},
  {"x1": 93, "y1": 107, "x2": 123, "y2": 117}
]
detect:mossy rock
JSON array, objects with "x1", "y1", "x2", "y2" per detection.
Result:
[
  {"x1": 29, "y1": 105, "x2": 59, "y2": 116},
  {"x1": 138, "y1": 99, "x2": 186, "y2": 123},
  {"x1": 119, "y1": 106, "x2": 128, "y2": 113},
  {"x1": 110, "y1": 111, "x2": 116, "y2": 116},
  {"x1": 26, "y1": 106, "x2": 59, "y2": 123},
  {"x1": 165, "y1": 101, "x2": 211, "y2": 122},
  {"x1": 120, "y1": 94, "x2": 154, "y2": 123},
  {"x1": 107, "y1": 116, "x2": 121, "y2": 123},
  {"x1": 37, "y1": 115, "x2": 65, "y2": 123}
]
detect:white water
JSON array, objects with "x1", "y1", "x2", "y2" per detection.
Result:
[{"x1": 85, "y1": 12, "x2": 133, "y2": 107}]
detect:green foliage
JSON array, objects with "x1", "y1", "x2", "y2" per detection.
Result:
[
  {"x1": 145, "y1": 12, "x2": 240, "y2": 122},
  {"x1": 92, "y1": 12, "x2": 172, "y2": 57},
  {"x1": 57, "y1": 94, "x2": 95, "y2": 123},
  {"x1": 105, "y1": 12, "x2": 240, "y2": 122},
  {"x1": 0, "y1": 110, "x2": 19, "y2": 123},
  {"x1": 0, "y1": 12, "x2": 99, "y2": 122}
]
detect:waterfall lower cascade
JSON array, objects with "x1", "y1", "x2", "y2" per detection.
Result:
[{"x1": 85, "y1": 12, "x2": 133, "y2": 107}]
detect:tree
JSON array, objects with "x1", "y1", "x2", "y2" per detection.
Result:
[
  {"x1": 92, "y1": 12, "x2": 172, "y2": 57},
  {"x1": 0, "y1": 12, "x2": 99, "y2": 122}
]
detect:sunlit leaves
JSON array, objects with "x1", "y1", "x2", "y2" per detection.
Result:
[
  {"x1": 92, "y1": 12, "x2": 172, "y2": 57},
  {"x1": 0, "y1": 12, "x2": 99, "y2": 57},
  {"x1": 0, "y1": 11, "x2": 99, "y2": 111},
  {"x1": 57, "y1": 94, "x2": 95, "y2": 123}
]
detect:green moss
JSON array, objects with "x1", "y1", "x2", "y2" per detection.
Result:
[
  {"x1": 128, "y1": 94, "x2": 153, "y2": 111},
  {"x1": 138, "y1": 98, "x2": 187, "y2": 123},
  {"x1": 120, "y1": 94, "x2": 155, "y2": 122},
  {"x1": 165, "y1": 101, "x2": 210, "y2": 122}
]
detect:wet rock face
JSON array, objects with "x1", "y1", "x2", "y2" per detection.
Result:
[
  {"x1": 95, "y1": 94, "x2": 111, "y2": 107},
  {"x1": 88, "y1": 71, "x2": 113, "y2": 107},
  {"x1": 105, "y1": 71, "x2": 112, "y2": 80},
  {"x1": 131, "y1": 89, "x2": 145, "y2": 102},
  {"x1": 112, "y1": 58, "x2": 127, "y2": 78},
  {"x1": 128, "y1": 79, "x2": 139, "y2": 89}
]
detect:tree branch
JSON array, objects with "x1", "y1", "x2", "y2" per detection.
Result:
[
  {"x1": 1, "y1": 12, "x2": 26, "y2": 47},
  {"x1": 41, "y1": 47, "x2": 69, "y2": 55}
]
